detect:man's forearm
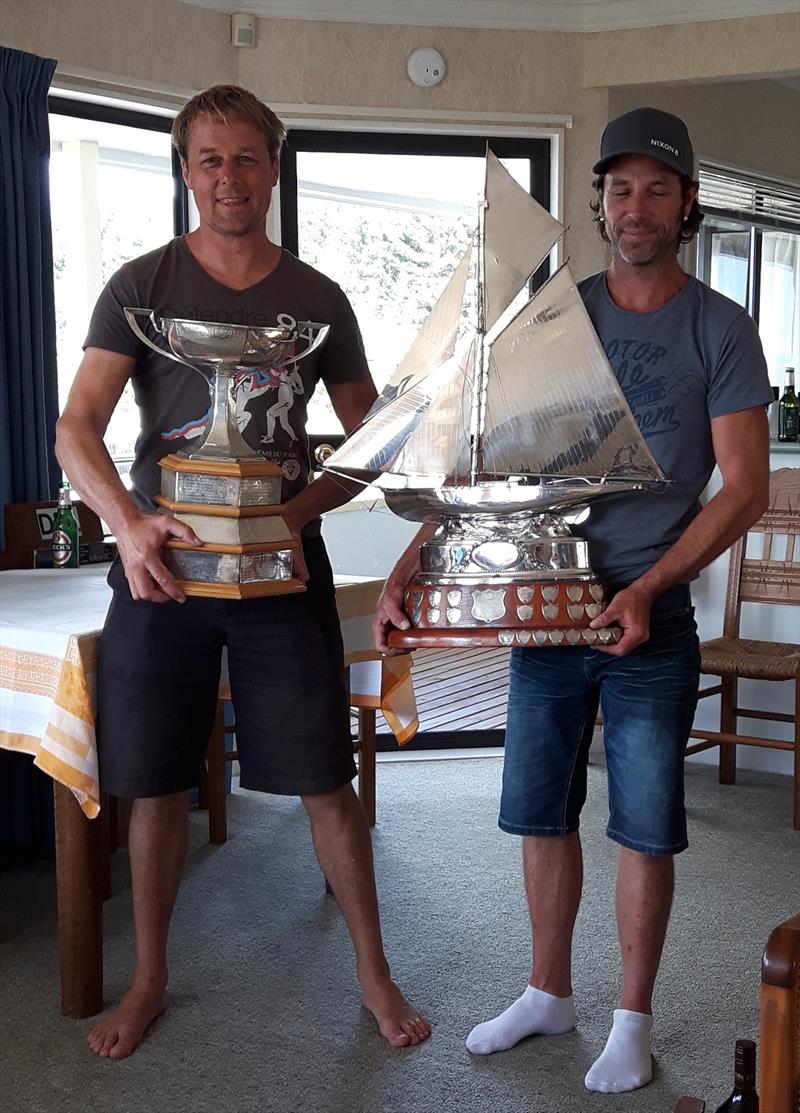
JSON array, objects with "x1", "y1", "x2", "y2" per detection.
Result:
[
  {"x1": 629, "y1": 481, "x2": 768, "y2": 602},
  {"x1": 281, "y1": 470, "x2": 375, "y2": 533},
  {"x1": 55, "y1": 418, "x2": 143, "y2": 535}
]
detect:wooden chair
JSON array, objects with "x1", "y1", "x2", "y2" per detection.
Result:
[
  {"x1": 199, "y1": 683, "x2": 378, "y2": 845},
  {"x1": 760, "y1": 911, "x2": 800, "y2": 1112},
  {"x1": 671, "y1": 911, "x2": 800, "y2": 1113},
  {"x1": 686, "y1": 468, "x2": 800, "y2": 829}
]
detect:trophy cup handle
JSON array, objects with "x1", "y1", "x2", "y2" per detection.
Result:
[
  {"x1": 293, "y1": 322, "x2": 331, "y2": 364},
  {"x1": 124, "y1": 308, "x2": 207, "y2": 377}
]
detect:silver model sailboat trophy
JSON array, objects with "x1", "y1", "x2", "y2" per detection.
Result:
[{"x1": 323, "y1": 152, "x2": 666, "y2": 648}]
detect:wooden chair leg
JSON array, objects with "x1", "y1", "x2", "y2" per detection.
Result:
[
  {"x1": 106, "y1": 793, "x2": 119, "y2": 853},
  {"x1": 793, "y1": 676, "x2": 799, "y2": 831},
  {"x1": 719, "y1": 675, "x2": 738, "y2": 785},
  {"x1": 206, "y1": 698, "x2": 227, "y2": 845},
  {"x1": 99, "y1": 792, "x2": 112, "y2": 902},
  {"x1": 357, "y1": 707, "x2": 376, "y2": 827},
  {"x1": 197, "y1": 760, "x2": 209, "y2": 810}
]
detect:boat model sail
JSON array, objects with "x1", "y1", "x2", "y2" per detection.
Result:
[{"x1": 323, "y1": 151, "x2": 668, "y2": 649}]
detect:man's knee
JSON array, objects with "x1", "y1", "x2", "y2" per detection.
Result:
[
  {"x1": 301, "y1": 782, "x2": 355, "y2": 818},
  {"x1": 131, "y1": 789, "x2": 191, "y2": 820}
]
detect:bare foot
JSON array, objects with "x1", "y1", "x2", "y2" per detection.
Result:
[
  {"x1": 361, "y1": 979, "x2": 431, "y2": 1048},
  {"x1": 87, "y1": 986, "x2": 166, "y2": 1060}
]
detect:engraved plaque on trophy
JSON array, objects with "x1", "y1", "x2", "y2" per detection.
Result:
[
  {"x1": 322, "y1": 152, "x2": 668, "y2": 648},
  {"x1": 125, "y1": 310, "x2": 329, "y2": 599}
]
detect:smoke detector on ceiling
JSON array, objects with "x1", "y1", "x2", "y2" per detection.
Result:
[{"x1": 407, "y1": 48, "x2": 446, "y2": 88}]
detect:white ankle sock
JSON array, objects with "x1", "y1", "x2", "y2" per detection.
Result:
[
  {"x1": 465, "y1": 985, "x2": 576, "y2": 1055},
  {"x1": 584, "y1": 1009, "x2": 653, "y2": 1093}
]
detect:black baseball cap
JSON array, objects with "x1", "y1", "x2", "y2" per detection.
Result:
[{"x1": 593, "y1": 107, "x2": 695, "y2": 178}]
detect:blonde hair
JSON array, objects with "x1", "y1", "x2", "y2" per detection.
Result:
[{"x1": 172, "y1": 84, "x2": 286, "y2": 163}]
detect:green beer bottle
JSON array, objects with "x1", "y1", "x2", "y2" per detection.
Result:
[{"x1": 52, "y1": 481, "x2": 80, "y2": 568}]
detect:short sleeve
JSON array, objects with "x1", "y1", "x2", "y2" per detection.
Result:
[
  {"x1": 83, "y1": 263, "x2": 146, "y2": 359},
  {"x1": 317, "y1": 287, "x2": 371, "y2": 386},
  {"x1": 707, "y1": 310, "x2": 774, "y2": 419}
]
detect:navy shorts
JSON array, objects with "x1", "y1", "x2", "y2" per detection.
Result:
[
  {"x1": 97, "y1": 536, "x2": 356, "y2": 799},
  {"x1": 499, "y1": 584, "x2": 700, "y2": 855}
]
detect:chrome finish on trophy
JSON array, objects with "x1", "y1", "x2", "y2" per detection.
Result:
[
  {"x1": 322, "y1": 152, "x2": 668, "y2": 648},
  {"x1": 125, "y1": 310, "x2": 329, "y2": 599}
]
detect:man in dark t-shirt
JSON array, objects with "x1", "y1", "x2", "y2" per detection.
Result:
[{"x1": 56, "y1": 84, "x2": 430, "y2": 1060}]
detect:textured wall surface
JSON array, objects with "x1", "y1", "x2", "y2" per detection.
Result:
[
  {"x1": 0, "y1": 0, "x2": 236, "y2": 94},
  {"x1": 582, "y1": 11, "x2": 800, "y2": 88}
]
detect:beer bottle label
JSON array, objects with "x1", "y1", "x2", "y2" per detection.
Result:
[{"x1": 52, "y1": 530, "x2": 73, "y2": 567}]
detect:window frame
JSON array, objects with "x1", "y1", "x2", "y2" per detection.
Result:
[
  {"x1": 279, "y1": 128, "x2": 552, "y2": 448},
  {"x1": 48, "y1": 96, "x2": 190, "y2": 236},
  {"x1": 697, "y1": 162, "x2": 800, "y2": 331}
]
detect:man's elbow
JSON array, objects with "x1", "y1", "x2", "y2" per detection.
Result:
[
  {"x1": 743, "y1": 475, "x2": 770, "y2": 530},
  {"x1": 54, "y1": 414, "x2": 67, "y2": 467},
  {"x1": 54, "y1": 411, "x2": 80, "y2": 471}
]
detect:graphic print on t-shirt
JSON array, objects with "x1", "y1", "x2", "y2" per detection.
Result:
[{"x1": 602, "y1": 337, "x2": 697, "y2": 441}]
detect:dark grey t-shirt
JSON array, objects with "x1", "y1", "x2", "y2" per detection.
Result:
[
  {"x1": 84, "y1": 238, "x2": 371, "y2": 533},
  {"x1": 578, "y1": 273, "x2": 773, "y2": 583}
]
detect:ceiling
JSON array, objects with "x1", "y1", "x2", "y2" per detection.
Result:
[{"x1": 177, "y1": 0, "x2": 800, "y2": 33}]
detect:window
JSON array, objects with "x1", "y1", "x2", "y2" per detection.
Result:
[
  {"x1": 280, "y1": 131, "x2": 552, "y2": 435},
  {"x1": 697, "y1": 164, "x2": 800, "y2": 388},
  {"x1": 48, "y1": 98, "x2": 189, "y2": 480}
]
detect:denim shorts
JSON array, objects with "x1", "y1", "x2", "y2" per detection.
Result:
[{"x1": 499, "y1": 583, "x2": 700, "y2": 855}]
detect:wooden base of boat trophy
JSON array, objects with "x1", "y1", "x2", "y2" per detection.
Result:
[
  {"x1": 125, "y1": 309, "x2": 329, "y2": 599},
  {"x1": 386, "y1": 504, "x2": 621, "y2": 650}
]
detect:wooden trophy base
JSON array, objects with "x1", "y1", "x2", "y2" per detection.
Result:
[
  {"x1": 171, "y1": 577, "x2": 307, "y2": 601},
  {"x1": 386, "y1": 577, "x2": 622, "y2": 650},
  {"x1": 158, "y1": 453, "x2": 304, "y2": 599}
]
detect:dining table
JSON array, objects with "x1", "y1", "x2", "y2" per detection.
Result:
[{"x1": 0, "y1": 565, "x2": 417, "y2": 1017}]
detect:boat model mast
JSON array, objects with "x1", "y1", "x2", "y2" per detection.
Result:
[{"x1": 323, "y1": 150, "x2": 665, "y2": 521}]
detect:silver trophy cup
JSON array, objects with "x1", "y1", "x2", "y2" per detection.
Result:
[{"x1": 124, "y1": 309, "x2": 329, "y2": 598}]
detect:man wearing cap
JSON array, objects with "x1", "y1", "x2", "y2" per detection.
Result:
[{"x1": 375, "y1": 107, "x2": 772, "y2": 1092}]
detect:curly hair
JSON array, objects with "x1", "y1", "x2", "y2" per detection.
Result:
[
  {"x1": 172, "y1": 84, "x2": 286, "y2": 164},
  {"x1": 590, "y1": 174, "x2": 704, "y2": 250}
]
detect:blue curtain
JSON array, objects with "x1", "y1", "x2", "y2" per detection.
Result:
[{"x1": 0, "y1": 47, "x2": 60, "y2": 549}]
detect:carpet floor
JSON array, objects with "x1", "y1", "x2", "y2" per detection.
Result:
[{"x1": 1, "y1": 756, "x2": 797, "y2": 1113}]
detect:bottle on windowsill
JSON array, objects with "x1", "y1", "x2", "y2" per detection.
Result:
[
  {"x1": 52, "y1": 481, "x2": 80, "y2": 568},
  {"x1": 778, "y1": 366, "x2": 798, "y2": 442},
  {"x1": 713, "y1": 1038, "x2": 759, "y2": 1111},
  {"x1": 767, "y1": 386, "x2": 779, "y2": 441}
]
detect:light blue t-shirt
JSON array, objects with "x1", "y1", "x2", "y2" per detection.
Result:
[{"x1": 577, "y1": 273, "x2": 773, "y2": 583}]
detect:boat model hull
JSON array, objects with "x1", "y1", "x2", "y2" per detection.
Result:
[{"x1": 383, "y1": 477, "x2": 649, "y2": 522}]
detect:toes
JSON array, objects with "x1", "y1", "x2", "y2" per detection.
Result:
[
  {"x1": 108, "y1": 1038, "x2": 134, "y2": 1060},
  {"x1": 388, "y1": 1030, "x2": 412, "y2": 1048},
  {"x1": 402, "y1": 1019, "x2": 425, "y2": 1044}
]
